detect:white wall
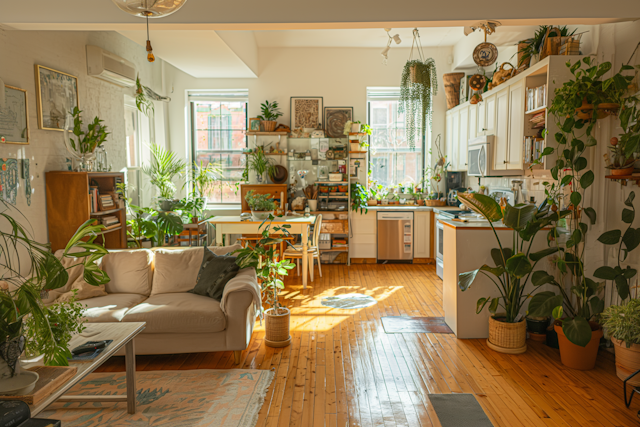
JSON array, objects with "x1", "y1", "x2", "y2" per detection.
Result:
[{"x1": 0, "y1": 28, "x2": 167, "y2": 248}]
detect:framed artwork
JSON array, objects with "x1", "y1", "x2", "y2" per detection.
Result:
[
  {"x1": 248, "y1": 118, "x2": 261, "y2": 132},
  {"x1": 35, "y1": 65, "x2": 79, "y2": 131},
  {"x1": 324, "y1": 107, "x2": 353, "y2": 138},
  {"x1": 290, "y1": 97, "x2": 323, "y2": 130},
  {"x1": 0, "y1": 85, "x2": 29, "y2": 144}
]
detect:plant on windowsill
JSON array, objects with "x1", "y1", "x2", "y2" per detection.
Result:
[
  {"x1": 234, "y1": 215, "x2": 296, "y2": 348},
  {"x1": 180, "y1": 160, "x2": 222, "y2": 222},
  {"x1": 245, "y1": 190, "x2": 277, "y2": 221},
  {"x1": 142, "y1": 143, "x2": 186, "y2": 211},
  {"x1": 258, "y1": 100, "x2": 283, "y2": 132},
  {"x1": 457, "y1": 192, "x2": 564, "y2": 354}
]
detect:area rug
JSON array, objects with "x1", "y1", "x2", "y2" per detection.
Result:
[
  {"x1": 381, "y1": 316, "x2": 453, "y2": 333},
  {"x1": 428, "y1": 394, "x2": 494, "y2": 427},
  {"x1": 321, "y1": 293, "x2": 377, "y2": 309},
  {"x1": 41, "y1": 369, "x2": 274, "y2": 427}
]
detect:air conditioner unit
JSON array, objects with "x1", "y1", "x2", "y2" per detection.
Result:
[{"x1": 86, "y1": 45, "x2": 136, "y2": 88}]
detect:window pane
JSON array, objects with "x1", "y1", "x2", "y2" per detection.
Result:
[
  {"x1": 124, "y1": 106, "x2": 138, "y2": 168},
  {"x1": 193, "y1": 100, "x2": 247, "y2": 204}
]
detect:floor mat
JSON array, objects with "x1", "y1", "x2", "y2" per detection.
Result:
[
  {"x1": 381, "y1": 316, "x2": 453, "y2": 333},
  {"x1": 320, "y1": 293, "x2": 377, "y2": 309},
  {"x1": 428, "y1": 394, "x2": 494, "y2": 427}
]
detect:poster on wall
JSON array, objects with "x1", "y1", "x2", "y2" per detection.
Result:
[
  {"x1": 0, "y1": 86, "x2": 29, "y2": 144},
  {"x1": 290, "y1": 97, "x2": 323, "y2": 130},
  {"x1": 35, "y1": 65, "x2": 79, "y2": 131},
  {"x1": 0, "y1": 158, "x2": 19, "y2": 204},
  {"x1": 324, "y1": 107, "x2": 352, "y2": 138}
]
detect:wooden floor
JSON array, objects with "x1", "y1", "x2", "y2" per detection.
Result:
[{"x1": 98, "y1": 264, "x2": 639, "y2": 427}]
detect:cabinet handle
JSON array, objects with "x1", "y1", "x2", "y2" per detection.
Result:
[
  {"x1": 503, "y1": 160, "x2": 507, "y2": 164},
  {"x1": 482, "y1": 128, "x2": 487, "y2": 131},
  {"x1": 465, "y1": 163, "x2": 468, "y2": 165}
]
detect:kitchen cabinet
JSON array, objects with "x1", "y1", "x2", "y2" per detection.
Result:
[
  {"x1": 350, "y1": 210, "x2": 377, "y2": 259},
  {"x1": 507, "y1": 81, "x2": 525, "y2": 170},
  {"x1": 414, "y1": 211, "x2": 431, "y2": 258},
  {"x1": 481, "y1": 93, "x2": 497, "y2": 136},
  {"x1": 445, "y1": 105, "x2": 468, "y2": 172},
  {"x1": 457, "y1": 106, "x2": 469, "y2": 171},
  {"x1": 493, "y1": 88, "x2": 510, "y2": 171},
  {"x1": 445, "y1": 113, "x2": 454, "y2": 169},
  {"x1": 469, "y1": 104, "x2": 478, "y2": 141}
]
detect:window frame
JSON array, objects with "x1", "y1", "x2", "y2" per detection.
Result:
[{"x1": 189, "y1": 99, "x2": 248, "y2": 206}]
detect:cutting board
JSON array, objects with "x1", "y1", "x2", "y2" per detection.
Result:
[{"x1": 0, "y1": 366, "x2": 77, "y2": 405}]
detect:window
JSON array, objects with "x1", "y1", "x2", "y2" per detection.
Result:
[
  {"x1": 124, "y1": 95, "x2": 155, "y2": 207},
  {"x1": 190, "y1": 90, "x2": 248, "y2": 204},
  {"x1": 367, "y1": 88, "x2": 426, "y2": 188}
]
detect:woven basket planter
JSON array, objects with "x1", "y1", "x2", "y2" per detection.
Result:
[
  {"x1": 487, "y1": 316, "x2": 527, "y2": 354},
  {"x1": 612, "y1": 338, "x2": 640, "y2": 386},
  {"x1": 265, "y1": 307, "x2": 291, "y2": 348},
  {"x1": 424, "y1": 200, "x2": 447, "y2": 207},
  {"x1": 261, "y1": 120, "x2": 277, "y2": 132}
]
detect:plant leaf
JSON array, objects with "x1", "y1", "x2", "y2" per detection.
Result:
[
  {"x1": 528, "y1": 292, "x2": 563, "y2": 318},
  {"x1": 457, "y1": 192, "x2": 503, "y2": 222},
  {"x1": 580, "y1": 171, "x2": 594, "y2": 189},
  {"x1": 615, "y1": 275, "x2": 630, "y2": 300},
  {"x1": 505, "y1": 253, "x2": 532, "y2": 278},
  {"x1": 584, "y1": 207, "x2": 597, "y2": 224},
  {"x1": 622, "y1": 208, "x2": 635, "y2": 224},
  {"x1": 529, "y1": 247, "x2": 559, "y2": 262},
  {"x1": 598, "y1": 229, "x2": 621, "y2": 245},
  {"x1": 491, "y1": 248, "x2": 513, "y2": 267},
  {"x1": 532, "y1": 270, "x2": 556, "y2": 287},
  {"x1": 623, "y1": 228, "x2": 640, "y2": 251},
  {"x1": 502, "y1": 203, "x2": 537, "y2": 231},
  {"x1": 488, "y1": 298, "x2": 500, "y2": 314},
  {"x1": 562, "y1": 316, "x2": 592, "y2": 347},
  {"x1": 593, "y1": 266, "x2": 618, "y2": 280},
  {"x1": 570, "y1": 192, "x2": 582, "y2": 206}
]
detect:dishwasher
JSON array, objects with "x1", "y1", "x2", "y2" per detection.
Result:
[{"x1": 377, "y1": 212, "x2": 413, "y2": 263}]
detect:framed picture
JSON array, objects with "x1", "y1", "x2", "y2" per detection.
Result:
[
  {"x1": 324, "y1": 107, "x2": 353, "y2": 138},
  {"x1": 248, "y1": 118, "x2": 262, "y2": 132},
  {"x1": 290, "y1": 97, "x2": 323, "y2": 130},
  {"x1": 35, "y1": 65, "x2": 79, "y2": 131},
  {"x1": 0, "y1": 85, "x2": 29, "y2": 144}
]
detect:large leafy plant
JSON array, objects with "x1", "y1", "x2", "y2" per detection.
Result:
[
  {"x1": 0, "y1": 202, "x2": 110, "y2": 368},
  {"x1": 400, "y1": 58, "x2": 438, "y2": 149},
  {"x1": 185, "y1": 160, "x2": 222, "y2": 200},
  {"x1": 234, "y1": 216, "x2": 295, "y2": 313},
  {"x1": 457, "y1": 193, "x2": 562, "y2": 323},
  {"x1": 242, "y1": 147, "x2": 276, "y2": 183},
  {"x1": 69, "y1": 107, "x2": 109, "y2": 154},
  {"x1": 142, "y1": 143, "x2": 186, "y2": 200},
  {"x1": 245, "y1": 190, "x2": 277, "y2": 212},
  {"x1": 608, "y1": 94, "x2": 640, "y2": 169}
]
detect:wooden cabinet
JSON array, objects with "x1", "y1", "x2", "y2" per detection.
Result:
[
  {"x1": 507, "y1": 81, "x2": 525, "y2": 170},
  {"x1": 493, "y1": 88, "x2": 510, "y2": 171},
  {"x1": 414, "y1": 211, "x2": 431, "y2": 258}
]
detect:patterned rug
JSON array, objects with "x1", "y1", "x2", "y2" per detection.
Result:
[{"x1": 41, "y1": 369, "x2": 274, "y2": 427}]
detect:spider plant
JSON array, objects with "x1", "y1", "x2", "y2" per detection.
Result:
[
  {"x1": 142, "y1": 143, "x2": 186, "y2": 201},
  {"x1": 135, "y1": 75, "x2": 154, "y2": 117},
  {"x1": 242, "y1": 146, "x2": 276, "y2": 183}
]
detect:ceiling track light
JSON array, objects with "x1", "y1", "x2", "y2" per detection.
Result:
[{"x1": 381, "y1": 28, "x2": 401, "y2": 65}]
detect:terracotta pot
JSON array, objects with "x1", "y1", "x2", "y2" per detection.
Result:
[
  {"x1": 262, "y1": 120, "x2": 277, "y2": 132},
  {"x1": 487, "y1": 316, "x2": 527, "y2": 354},
  {"x1": 367, "y1": 200, "x2": 378, "y2": 206},
  {"x1": 265, "y1": 307, "x2": 291, "y2": 348},
  {"x1": 417, "y1": 199, "x2": 425, "y2": 206},
  {"x1": 612, "y1": 338, "x2": 640, "y2": 386},
  {"x1": 191, "y1": 216, "x2": 199, "y2": 224},
  {"x1": 554, "y1": 321, "x2": 603, "y2": 370},
  {"x1": 610, "y1": 166, "x2": 634, "y2": 176},
  {"x1": 575, "y1": 99, "x2": 620, "y2": 121},
  {"x1": 443, "y1": 73, "x2": 465, "y2": 110}
]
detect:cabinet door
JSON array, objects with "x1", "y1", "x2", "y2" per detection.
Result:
[
  {"x1": 493, "y1": 88, "x2": 510, "y2": 171},
  {"x1": 451, "y1": 110, "x2": 460, "y2": 170},
  {"x1": 458, "y1": 106, "x2": 469, "y2": 171},
  {"x1": 414, "y1": 212, "x2": 431, "y2": 258},
  {"x1": 477, "y1": 100, "x2": 486, "y2": 135},
  {"x1": 484, "y1": 93, "x2": 497, "y2": 135},
  {"x1": 507, "y1": 81, "x2": 525, "y2": 170},
  {"x1": 445, "y1": 112, "x2": 454, "y2": 166},
  {"x1": 469, "y1": 104, "x2": 478, "y2": 140}
]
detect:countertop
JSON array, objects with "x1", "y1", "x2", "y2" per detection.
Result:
[
  {"x1": 439, "y1": 218, "x2": 512, "y2": 229},
  {"x1": 364, "y1": 205, "x2": 462, "y2": 212}
]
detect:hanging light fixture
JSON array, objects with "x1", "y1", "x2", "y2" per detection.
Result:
[{"x1": 111, "y1": 0, "x2": 188, "y2": 63}]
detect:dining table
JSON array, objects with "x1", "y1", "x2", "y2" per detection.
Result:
[{"x1": 208, "y1": 215, "x2": 317, "y2": 288}]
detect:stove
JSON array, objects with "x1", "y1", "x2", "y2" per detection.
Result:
[{"x1": 436, "y1": 210, "x2": 471, "y2": 219}]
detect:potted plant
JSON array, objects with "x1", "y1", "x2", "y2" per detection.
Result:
[
  {"x1": 234, "y1": 216, "x2": 295, "y2": 347},
  {"x1": 344, "y1": 120, "x2": 362, "y2": 134},
  {"x1": 64, "y1": 107, "x2": 109, "y2": 171},
  {"x1": 243, "y1": 146, "x2": 277, "y2": 183},
  {"x1": 245, "y1": 190, "x2": 277, "y2": 221},
  {"x1": 1, "y1": 202, "x2": 110, "y2": 379},
  {"x1": 174, "y1": 196, "x2": 206, "y2": 224},
  {"x1": 350, "y1": 182, "x2": 370, "y2": 214},
  {"x1": 602, "y1": 299, "x2": 640, "y2": 385},
  {"x1": 142, "y1": 143, "x2": 186, "y2": 211},
  {"x1": 607, "y1": 94, "x2": 640, "y2": 175},
  {"x1": 258, "y1": 100, "x2": 283, "y2": 132},
  {"x1": 400, "y1": 57, "x2": 437, "y2": 149},
  {"x1": 457, "y1": 192, "x2": 562, "y2": 354}
]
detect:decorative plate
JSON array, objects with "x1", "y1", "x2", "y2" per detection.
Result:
[{"x1": 473, "y1": 42, "x2": 499, "y2": 67}]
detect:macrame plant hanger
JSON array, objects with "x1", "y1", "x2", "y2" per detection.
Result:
[{"x1": 409, "y1": 28, "x2": 425, "y2": 83}]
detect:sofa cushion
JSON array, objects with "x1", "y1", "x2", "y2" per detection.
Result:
[
  {"x1": 122, "y1": 293, "x2": 226, "y2": 334},
  {"x1": 190, "y1": 247, "x2": 240, "y2": 301},
  {"x1": 80, "y1": 293, "x2": 148, "y2": 323},
  {"x1": 101, "y1": 249, "x2": 153, "y2": 295},
  {"x1": 151, "y1": 245, "x2": 241, "y2": 295}
]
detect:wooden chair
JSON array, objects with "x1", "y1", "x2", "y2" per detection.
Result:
[
  {"x1": 282, "y1": 215, "x2": 323, "y2": 282},
  {"x1": 237, "y1": 234, "x2": 294, "y2": 258}
]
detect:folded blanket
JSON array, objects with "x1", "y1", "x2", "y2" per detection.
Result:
[{"x1": 220, "y1": 268, "x2": 263, "y2": 322}]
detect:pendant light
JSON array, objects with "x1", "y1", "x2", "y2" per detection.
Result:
[{"x1": 111, "y1": 0, "x2": 188, "y2": 63}]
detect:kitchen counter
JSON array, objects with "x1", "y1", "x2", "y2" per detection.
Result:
[
  {"x1": 438, "y1": 218, "x2": 513, "y2": 229},
  {"x1": 365, "y1": 205, "x2": 462, "y2": 212}
]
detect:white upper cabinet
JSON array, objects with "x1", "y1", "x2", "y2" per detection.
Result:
[
  {"x1": 445, "y1": 112, "x2": 454, "y2": 168},
  {"x1": 484, "y1": 93, "x2": 497, "y2": 135},
  {"x1": 469, "y1": 104, "x2": 478, "y2": 141},
  {"x1": 458, "y1": 106, "x2": 469, "y2": 171},
  {"x1": 493, "y1": 88, "x2": 510, "y2": 171},
  {"x1": 507, "y1": 81, "x2": 525, "y2": 170}
]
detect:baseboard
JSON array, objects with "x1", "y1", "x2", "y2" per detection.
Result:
[
  {"x1": 350, "y1": 258, "x2": 378, "y2": 264},
  {"x1": 413, "y1": 258, "x2": 435, "y2": 264}
]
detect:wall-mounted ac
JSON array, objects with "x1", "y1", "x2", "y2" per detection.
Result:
[{"x1": 86, "y1": 45, "x2": 136, "y2": 88}]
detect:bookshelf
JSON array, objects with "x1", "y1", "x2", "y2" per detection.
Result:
[{"x1": 45, "y1": 171, "x2": 127, "y2": 252}]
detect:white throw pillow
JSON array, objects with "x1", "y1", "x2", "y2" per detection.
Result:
[{"x1": 101, "y1": 249, "x2": 153, "y2": 295}]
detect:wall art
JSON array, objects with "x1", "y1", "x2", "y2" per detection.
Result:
[
  {"x1": 0, "y1": 85, "x2": 29, "y2": 144},
  {"x1": 35, "y1": 65, "x2": 79, "y2": 131},
  {"x1": 0, "y1": 158, "x2": 19, "y2": 204},
  {"x1": 22, "y1": 159, "x2": 31, "y2": 206},
  {"x1": 248, "y1": 118, "x2": 261, "y2": 132},
  {"x1": 290, "y1": 97, "x2": 323, "y2": 130},
  {"x1": 324, "y1": 107, "x2": 352, "y2": 138}
]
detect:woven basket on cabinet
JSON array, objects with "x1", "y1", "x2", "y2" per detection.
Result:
[
  {"x1": 487, "y1": 316, "x2": 527, "y2": 354},
  {"x1": 265, "y1": 307, "x2": 291, "y2": 348}
]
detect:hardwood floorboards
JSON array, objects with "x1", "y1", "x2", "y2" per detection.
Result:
[{"x1": 97, "y1": 264, "x2": 640, "y2": 426}]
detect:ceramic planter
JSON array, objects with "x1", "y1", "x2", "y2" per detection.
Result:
[
  {"x1": 251, "y1": 210, "x2": 274, "y2": 221},
  {"x1": 487, "y1": 316, "x2": 527, "y2": 354},
  {"x1": 159, "y1": 199, "x2": 176, "y2": 212},
  {"x1": 526, "y1": 317, "x2": 549, "y2": 334},
  {"x1": 351, "y1": 123, "x2": 361, "y2": 133},
  {"x1": 265, "y1": 307, "x2": 291, "y2": 348},
  {"x1": 554, "y1": 321, "x2": 603, "y2": 370},
  {"x1": 610, "y1": 166, "x2": 634, "y2": 176},
  {"x1": 612, "y1": 338, "x2": 640, "y2": 386}
]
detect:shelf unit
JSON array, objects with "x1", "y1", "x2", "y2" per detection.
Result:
[{"x1": 45, "y1": 171, "x2": 127, "y2": 251}]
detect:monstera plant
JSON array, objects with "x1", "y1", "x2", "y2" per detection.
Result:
[{"x1": 457, "y1": 192, "x2": 563, "y2": 353}]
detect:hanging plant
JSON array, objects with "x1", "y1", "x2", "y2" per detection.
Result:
[
  {"x1": 136, "y1": 75, "x2": 154, "y2": 117},
  {"x1": 400, "y1": 29, "x2": 438, "y2": 149}
]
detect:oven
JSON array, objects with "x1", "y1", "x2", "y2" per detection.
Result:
[{"x1": 435, "y1": 216, "x2": 444, "y2": 279}]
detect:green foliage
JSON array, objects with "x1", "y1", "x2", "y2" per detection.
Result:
[
  {"x1": 135, "y1": 75, "x2": 154, "y2": 117},
  {"x1": 610, "y1": 93, "x2": 640, "y2": 168},
  {"x1": 124, "y1": 202, "x2": 182, "y2": 247},
  {"x1": 456, "y1": 192, "x2": 556, "y2": 323},
  {"x1": 602, "y1": 299, "x2": 640, "y2": 347},
  {"x1": 350, "y1": 182, "x2": 370, "y2": 214},
  {"x1": 517, "y1": 26, "x2": 575, "y2": 67},
  {"x1": 245, "y1": 190, "x2": 277, "y2": 212},
  {"x1": 400, "y1": 59, "x2": 438, "y2": 149},
  {"x1": 174, "y1": 196, "x2": 207, "y2": 222},
  {"x1": 184, "y1": 160, "x2": 222, "y2": 200},
  {"x1": 234, "y1": 216, "x2": 295, "y2": 312},
  {"x1": 142, "y1": 143, "x2": 187, "y2": 200},
  {"x1": 243, "y1": 147, "x2": 276, "y2": 183},
  {"x1": 68, "y1": 107, "x2": 109, "y2": 154},
  {"x1": 257, "y1": 100, "x2": 283, "y2": 121}
]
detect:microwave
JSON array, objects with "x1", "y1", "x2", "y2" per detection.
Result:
[{"x1": 467, "y1": 135, "x2": 523, "y2": 177}]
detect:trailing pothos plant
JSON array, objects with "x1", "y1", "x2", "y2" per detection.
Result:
[
  {"x1": 525, "y1": 58, "x2": 637, "y2": 347},
  {"x1": 457, "y1": 192, "x2": 563, "y2": 323}
]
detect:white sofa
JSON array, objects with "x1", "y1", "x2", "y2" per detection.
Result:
[{"x1": 51, "y1": 245, "x2": 258, "y2": 363}]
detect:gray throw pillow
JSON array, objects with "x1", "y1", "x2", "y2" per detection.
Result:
[{"x1": 190, "y1": 247, "x2": 240, "y2": 301}]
